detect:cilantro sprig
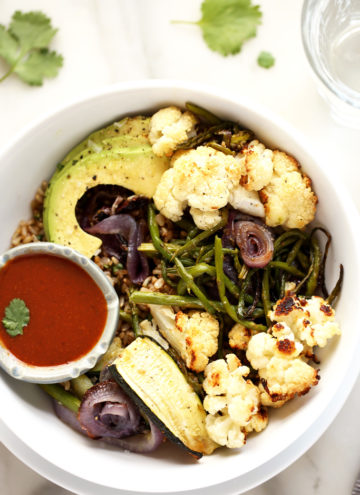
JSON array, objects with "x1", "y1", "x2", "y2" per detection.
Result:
[
  {"x1": 257, "y1": 51, "x2": 275, "y2": 69},
  {"x1": 2, "y1": 298, "x2": 30, "y2": 337},
  {"x1": 0, "y1": 10, "x2": 63, "y2": 86},
  {"x1": 172, "y1": 0, "x2": 262, "y2": 56}
]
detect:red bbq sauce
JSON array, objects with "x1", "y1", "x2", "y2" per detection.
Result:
[{"x1": 0, "y1": 253, "x2": 107, "y2": 366}]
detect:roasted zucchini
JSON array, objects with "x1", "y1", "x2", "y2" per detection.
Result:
[{"x1": 110, "y1": 336, "x2": 217, "y2": 458}]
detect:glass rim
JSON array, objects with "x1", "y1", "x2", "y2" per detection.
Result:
[{"x1": 301, "y1": 0, "x2": 360, "y2": 110}]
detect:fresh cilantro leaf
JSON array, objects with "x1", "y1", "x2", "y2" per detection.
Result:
[
  {"x1": 15, "y1": 48, "x2": 63, "y2": 85},
  {"x1": 173, "y1": 0, "x2": 262, "y2": 57},
  {"x1": 0, "y1": 25, "x2": 18, "y2": 65},
  {"x1": 2, "y1": 298, "x2": 30, "y2": 337},
  {"x1": 257, "y1": 51, "x2": 275, "y2": 69},
  {"x1": 0, "y1": 10, "x2": 63, "y2": 86}
]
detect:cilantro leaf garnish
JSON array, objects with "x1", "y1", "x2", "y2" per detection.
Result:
[
  {"x1": 172, "y1": 0, "x2": 262, "y2": 57},
  {"x1": 2, "y1": 298, "x2": 30, "y2": 337},
  {"x1": 257, "y1": 51, "x2": 275, "y2": 69},
  {"x1": 0, "y1": 10, "x2": 63, "y2": 86}
]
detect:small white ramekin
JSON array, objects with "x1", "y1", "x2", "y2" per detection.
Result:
[{"x1": 0, "y1": 242, "x2": 119, "y2": 383}]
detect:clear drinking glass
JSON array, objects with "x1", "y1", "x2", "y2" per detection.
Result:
[{"x1": 302, "y1": 0, "x2": 360, "y2": 128}]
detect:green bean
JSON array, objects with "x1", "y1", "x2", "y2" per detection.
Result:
[
  {"x1": 214, "y1": 236, "x2": 242, "y2": 322},
  {"x1": 40, "y1": 384, "x2": 80, "y2": 413},
  {"x1": 176, "y1": 263, "x2": 240, "y2": 298},
  {"x1": 176, "y1": 122, "x2": 234, "y2": 150},
  {"x1": 129, "y1": 297, "x2": 141, "y2": 337},
  {"x1": 279, "y1": 238, "x2": 304, "y2": 296},
  {"x1": 273, "y1": 230, "x2": 308, "y2": 253},
  {"x1": 186, "y1": 226, "x2": 201, "y2": 240},
  {"x1": 237, "y1": 269, "x2": 254, "y2": 317},
  {"x1": 161, "y1": 260, "x2": 177, "y2": 288},
  {"x1": 294, "y1": 259, "x2": 314, "y2": 295},
  {"x1": 185, "y1": 102, "x2": 222, "y2": 125},
  {"x1": 233, "y1": 250, "x2": 243, "y2": 275},
  {"x1": 262, "y1": 267, "x2": 271, "y2": 327},
  {"x1": 174, "y1": 257, "x2": 216, "y2": 314},
  {"x1": 312, "y1": 227, "x2": 332, "y2": 298},
  {"x1": 206, "y1": 142, "x2": 235, "y2": 155},
  {"x1": 148, "y1": 204, "x2": 172, "y2": 261},
  {"x1": 327, "y1": 264, "x2": 344, "y2": 305},
  {"x1": 197, "y1": 246, "x2": 214, "y2": 263},
  {"x1": 230, "y1": 130, "x2": 253, "y2": 148},
  {"x1": 119, "y1": 309, "x2": 132, "y2": 324},
  {"x1": 268, "y1": 261, "x2": 305, "y2": 277},
  {"x1": 214, "y1": 237, "x2": 266, "y2": 330},
  {"x1": 306, "y1": 236, "x2": 322, "y2": 296},
  {"x1": 130, "y1": 291, "x2": 266, "y2": 330},
  {"x1": 173, "y1": 212, "x2": 228, "y2": 258},
  {"x1": 70, "y1": 375, "x2": 93, "y2": 399},
  {"x1": 130, "y1": 291, "x2": 222, "y2": 310},
  {"x1": 296, "y1": 250, "x2": 310, "y2": 270}
]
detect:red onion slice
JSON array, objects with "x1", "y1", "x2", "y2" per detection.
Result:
[
  {"x1": 52, "y1": 396, "x2": 164, "y2": 453},
  {"x1": 78, "y1": 380, "x2": 141, "y2": 439},
  {"x1": 235, "y1": 221, "x2": 274, "y2": 268},
  {"x1": 86, "y1": 214, "x2": 149, "y2": 284}
]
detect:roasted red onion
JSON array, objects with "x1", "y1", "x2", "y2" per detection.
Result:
[
  {"x1": 52, "y1": 385, "x2": 165, "y2": 453},
  {"x1": 78, "y1": 380, "x2": 141, "y2": 439},
  {"x1": 101, "y1": 418, "x2": 165, "y2": 453},
  {"x1": 235, "y1": 221, "x2": 274, "y2": 268},
  {"x1": 53, "y1": 399, "x2": 86, "y2": 435},
  {"x1": 86, "y1": 214, "x2": 149, "y2": 284}
]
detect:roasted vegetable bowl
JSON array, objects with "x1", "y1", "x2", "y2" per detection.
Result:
[{"x1": 0, "y1": 81, "x2": 359, "y2": 495}]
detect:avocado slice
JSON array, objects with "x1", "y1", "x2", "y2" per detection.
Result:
[
  {"x1": 43, "y1": 116, "x2": 169, "y2": 258},
  {"x1": 53, "y1": 116, "x2": 151, "y2": 181}
]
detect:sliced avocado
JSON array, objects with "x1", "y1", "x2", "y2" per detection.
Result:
[
  {"x1": 54, "y1": 116, "x2": 151, "y2": 180},
  {"x1": 44, "y1": 144, "x2": 169, "y2": 258}
]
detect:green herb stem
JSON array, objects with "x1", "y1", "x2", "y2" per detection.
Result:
[
  {"x1": 40, "y1": 384, "x2": 80, "y2": 413},
  {"x1": 174, "y1": 257, "x2": 216, "y2": 314}
]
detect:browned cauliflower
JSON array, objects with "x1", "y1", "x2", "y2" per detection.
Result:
[
  {"x1": 153, "y1": 146, "x2": 244, "y2": 229},
  {"x1": 269, "y1": 295, "x2": 341, "y2": 348},
  {"x1": 148, "y1": 305, "x2": 219, "y2": 373},
  {"x1": 228, "y1": 323, "x2": 252, "y2": 351},
  {"x1": 203, "y1": 354, "x2": 268, "y2": 448},
  {"x1": 246, "y1": 324, "x2": 319, "y2": 407},
  {"x1": 259, "y1": 150, "x2": 317, "y2": 228},
  {"x1": 238, "y1": 140, "x2": 274, "y2": 191},
  {"x1": 149, "y1": 106, "x2": 198, "y2": 157}
]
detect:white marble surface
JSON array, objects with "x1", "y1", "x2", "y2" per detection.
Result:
[{"x1": 0, "y1": 0, "x2": 359, "y2": 494}]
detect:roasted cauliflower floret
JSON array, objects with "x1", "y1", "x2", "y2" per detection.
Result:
[
  {"x1": 259, "y1": 150, "x2": 317, "y2": 229},
  {"x1": 149, "y1": 305, "x2": 219, "y2": 372},
  {"x1": 189, "y1": 207, "x2": 222, "y2": 230},
  {"x1": 238, "y1": 140, "x2": 274, "y2": 191},
  {"x1": 228, "y1": 323, "x2": 252, "y2": 351},
  {"x1": 203, "y1": 354, "x2": 268, "y2": 448},
  {"x1": 153, "y1": 146, "x2": 244, "y2": 228},
  {"x1": 270, "y1": 295, "x2": 341, "y2": 348},
  {"x1": 152, "y1": 168, "x2": 185, "y2": 222},
  {"x1": 139, "y1": 319, "x2": 169, "y2": 350},
  {"x1": 149, "y1": 106, "x2": 198, "y2": 157},
  {"x1": 228, "y1": 184, "x2": 265, "y2": 218},
  {"x1": 246, "y1": 325, "x2": 319, "y2": 407}
]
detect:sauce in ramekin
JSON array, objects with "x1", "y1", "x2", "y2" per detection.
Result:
[{"x1": 0, "y1": 253, "x2": 107, "y2": 366}]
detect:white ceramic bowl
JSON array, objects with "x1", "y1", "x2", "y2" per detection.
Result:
[
  {"x1": 0, "y1": 242, "x2": 119, "y2": 384},
  {"x1": 0, "y1": 80, "x2": 359, "y2": 495}
]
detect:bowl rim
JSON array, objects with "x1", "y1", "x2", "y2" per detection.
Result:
[
  {"x1": 0, "y1": 79, "x2": 360, "y2": 494},
  {"x1": 0, "y1": 242, "x2": 119, "y2": 383}
]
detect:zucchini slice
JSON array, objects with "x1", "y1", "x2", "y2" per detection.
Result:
[{"x1": 110, "y1": 337, "x2": 217, "y2": 458}]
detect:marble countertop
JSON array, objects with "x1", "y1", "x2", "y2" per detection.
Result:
[{"x1": 0, "y1": 1, "x2": 359, "y2": 494}]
